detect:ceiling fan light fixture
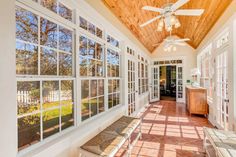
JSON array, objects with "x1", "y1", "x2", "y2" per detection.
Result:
[
  {"x1": 166, "y1": 25, "x2": 172, "y2": 32},
  {"x1": 157, "y1": 26, "x2": 163, "y2": 32},
  {"x1": 173, "y1": 46, "x2": 177, "y2": 51},
  {"x1": 175, "y1": 18, "x2": 181, "y2": 28},
  {"x1": 158, "y1": 18, "x2": 164, "y2": 27},
  {"x1": 170, "y1": 16, "x2": 176, "y2": 25},
  {"x1": 157, "y1": 19, "x2": 164, "y2": 31}
]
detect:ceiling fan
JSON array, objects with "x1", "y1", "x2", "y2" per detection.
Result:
[
  {"x1": 140, "y1": 0, "x2": 204, "y2": 31},
  {"x1": 153, "y1": 32, "x2": 190, "y2": 51}
]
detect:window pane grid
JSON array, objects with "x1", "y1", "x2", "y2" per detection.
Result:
[
  {"x1": 199, "y1": 45, "x2": 213, "y2": 99},
  {"x1": 81, "y1": 79, "x2": 105, "y2": 121},
  {"x1": 138, "y1": 56, "x2": 148, "y2": 94},
  {"x1": 16, "y1": 5, "x2": 75, "y2": 151}
]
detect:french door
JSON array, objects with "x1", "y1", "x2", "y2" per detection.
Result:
[
  {"x1": 150, "y1": 66, "x2": 159, "y2": 102},
  {"x1": 176, "y1": 66, "x2": 184, "y2": 102},
  {"x1": 127, "y1": 57, "x2": 137, "y2": 116},
  {"x1": 215, "y1": 50, "x2": 229, "y2": 130}
]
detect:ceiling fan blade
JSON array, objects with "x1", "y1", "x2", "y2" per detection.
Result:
[
  {"x1": 142, "y1": 6, "x2": 164, "y2": 13},
  {"x1": 152, "y1": 43, "x2": 161, "y2": 47},
  {"x1": 175, "y1": 9, "x2": 204, "y2": 16},
  {"x1": 140, "y1": 15, "x2": 162, "y2": 27},
  {"x1": 164, "y1": 43, "x2": 171, "y2": 49},
  {"x1": 171, "y1": 0, "x2": 189, "y2": 11},
  {"x1": 174, "y1": 42, "x2": 186, "y2": 46},
  {"x1": 175, "y1": 38, "x2": 190, "y2": 42}
]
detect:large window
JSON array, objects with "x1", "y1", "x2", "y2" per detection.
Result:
[
  {"x1": 107, "y1": 48, "x2": 121, "y2": 109},
  {"x1": 198, "y1": 44, "x2": 213, "y2": 99},
  {"x1": 79, "y1": 35, "x2": 105, "y2": 121},
  {"x1": 138, "y1": 55, "x2": 148, "y2": 94},
  {"x1": 16, "y1": 5, "x2": 75, "y2": 151},
  {"x1": 16, "y1": 0, "x2": 123, "y2": 152}
]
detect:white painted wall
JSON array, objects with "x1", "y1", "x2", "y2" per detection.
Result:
[
  {"x1": 151, "y1": 38, "x2": 197, "y2": 85},
  {"x1": 0, "y1": 0, "x2": 17, "y2": 157}
]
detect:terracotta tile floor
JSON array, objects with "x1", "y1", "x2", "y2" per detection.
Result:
[{"x1": 116, "y1": 100, "x2": 213, "y2": 157}]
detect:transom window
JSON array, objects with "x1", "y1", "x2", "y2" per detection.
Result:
[
  {"x1": 154, "y1": 60, "x2": 183, "y2": 65},
  {"x1": 216, "y1": 31, "x2": 229, "y2": 48},
  {"x1": 138, "y1": 55, "x2": 149, "y2": 94},
  {"x1": 79, "y1": 16, "x2": 103, "y2": 39},
  {"x1": 107, "y1": 34, "x2": 119, "y2": 48},
  {"x1": 127, "y1": 47, "x2": 135, "y2": 56},
  {"x1": 31, "y1": 0, "x2": 73, "y2": 22}
]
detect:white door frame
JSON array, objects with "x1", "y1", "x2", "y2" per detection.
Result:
[
  {"x1": 150, "y1": 66, "x2": 160, "y2": 102},
  {"x1": 125, "y1": 50, "x2": 139, "y2": 116},
  {"x1": 151, "y1": 56, "x2": 186, "y2": 103}
]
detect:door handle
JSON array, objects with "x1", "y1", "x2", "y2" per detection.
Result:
[{"x1": 224, "y1": 99, "x2": 229, "y2": 103}]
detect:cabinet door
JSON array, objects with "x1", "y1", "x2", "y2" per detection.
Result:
[{"x1": 195, "y1": 91, "x2": 207, "y2": 113}]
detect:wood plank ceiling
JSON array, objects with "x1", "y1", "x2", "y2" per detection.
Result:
[{"x1": 102, "y1": 0, "x2": 232, "y2": 53}]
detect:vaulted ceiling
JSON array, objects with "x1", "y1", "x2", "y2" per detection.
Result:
[{"x1": 102, "y1": 0, "x2": 232, "y2": 52}]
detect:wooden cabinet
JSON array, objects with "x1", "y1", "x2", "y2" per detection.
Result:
[{"x1": 186, "y1": 86, "x2": 208, "y2": 115}]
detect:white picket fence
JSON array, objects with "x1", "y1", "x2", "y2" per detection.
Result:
[{"x1": 17, "y1": 90, "x2": 72, "y2": 105}]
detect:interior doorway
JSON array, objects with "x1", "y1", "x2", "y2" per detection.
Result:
[{"x1": 160, "y1": 66, "x2": 176, "y2": 101}]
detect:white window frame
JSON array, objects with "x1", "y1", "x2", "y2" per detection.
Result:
[
  {"x1": 197, "y1": 44, "x2": 213, "y2": 103},
  {"x1": 16, "y1": 0, "x2": 77, "y2": 154}
]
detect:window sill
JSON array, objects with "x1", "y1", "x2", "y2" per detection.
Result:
[
  {"x1": 17, "y1": 126, "x2": 76, "y2": 157},
  {"x1": 17, "y1": 104, "x2": 124, "y2": 157}
]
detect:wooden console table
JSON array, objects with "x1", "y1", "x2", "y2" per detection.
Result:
[{"x1": 185, "y1": 86, "x2": 208, "y2": 115}]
